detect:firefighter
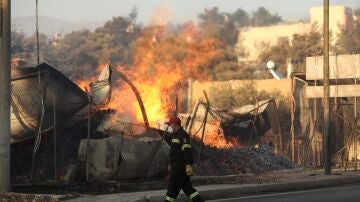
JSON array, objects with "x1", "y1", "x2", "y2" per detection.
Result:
[{"x1": 163, "y1": 116, "x2": 204, "y2": 202}]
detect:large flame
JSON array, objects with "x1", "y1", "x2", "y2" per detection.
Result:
[
  {"x1": 75, "y1": 23, "x2": 233, "y2": 148},
  {"x1": 75, "y1": 63, "x2": 105, "y2": 91},
  {"x1": 106, "y1": 23, "x2": 221, "y2": 124}
]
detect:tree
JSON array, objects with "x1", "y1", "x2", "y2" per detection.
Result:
[
  {"x1": 209, "y1": 81, "x2": 281, "y2": 109},
  {"x1": 336, "y1": 8, "x2": 360, "y2": 54},
  {"x1": 227, "y1": 8, "x2": 250, "y2": 28},
  {"x1": 128, "y1": 6, "x2": 138, "y2": 22},
  {"x1": 195, "y1": 7, "x2": 242, "y2": 81},
  {"x1": 259, "y1": 25, "x2": 322, "y2": 74},
  {"x1": 44, "y1": 14, "x2": 141, "y2": 80},
  {"x1": 250, "y1": 7, "x2": 282, "y2": 26},
  {"x1": 11, "y1": 31, "x2": 26, "y2": 54},
  {"x1": 290, "y1": 27, "x2": 322, "y2": 71},
  {"x1": 198, "y1": 7, "x2": 239, "y2": 48},
  {"x1": 198, "y1": 7, "x2": 225, "y2": 28},
  {"x1": 258, "y1": 38, "x2": 291, "y2": 75}
]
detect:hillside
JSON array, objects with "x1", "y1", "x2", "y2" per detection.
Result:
[{"x1": 12, "y1": 16, "x2": 104, "y2": 36}]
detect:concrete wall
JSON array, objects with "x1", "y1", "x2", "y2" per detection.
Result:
[
  {"x1": 306, "y1": 54, "x2": 360, "y2": 80},
  {"x1": 238, "y1": 22, "x2": 311, "y2": 61},
  {"x1": 189, "y1": 79, "x2": 292, "y2": 109}
]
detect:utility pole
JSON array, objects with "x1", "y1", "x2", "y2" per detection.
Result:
[
  {"x1": 323, "y1": 0, "x2": 331, "y2": 175},
  {"x1": 0, "y1": 0, "x2": 11, "y2": 192}
]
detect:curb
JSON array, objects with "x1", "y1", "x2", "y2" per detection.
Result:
[{"x1": 138, "y1": 175, "x2": 360, "y2": 201}]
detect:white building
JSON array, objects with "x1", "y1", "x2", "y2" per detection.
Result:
[{"x1": 237, "y1": 5, "x2": 354, "y2": 62}]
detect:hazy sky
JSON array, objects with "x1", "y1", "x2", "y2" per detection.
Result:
[{"x1": 12, "y1": 0, "x2": 360, "y2": 23}]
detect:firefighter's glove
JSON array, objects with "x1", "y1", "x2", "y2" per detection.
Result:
[{"x1": 186, "y1": 164, "x2": 193, "y2": 176}]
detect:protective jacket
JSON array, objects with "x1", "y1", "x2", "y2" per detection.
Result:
[
  {"x1": 163, "y1": 127, "x2": 203, "y2": 202},
  {"x1": 164, "y1": 127, "x2": 193, "y2": 165}
]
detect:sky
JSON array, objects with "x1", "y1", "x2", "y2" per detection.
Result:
[{"x1": 12, "y1": 0, "x2": 360, "y2": 23}]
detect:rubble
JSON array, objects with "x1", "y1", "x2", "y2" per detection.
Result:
[{"x1": 193, "y1": 143, "x2": 298, "y2": 175}]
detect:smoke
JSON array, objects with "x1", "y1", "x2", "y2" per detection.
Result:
[{"x1": 149, "y1": 2, "x2": 173, "y2": 26}]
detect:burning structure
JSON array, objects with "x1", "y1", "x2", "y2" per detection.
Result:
[
  {"x1": 183, "y1": 99, "x2": 283, "y2": 152},
  {"x1": 10, "y1": 44, "x2": 296, "y2": 184},
  {"x1": 10, "y1": 62, "x2": 295, "y2": 184},
  {"x1": 12, "y1": 23, "x2": 298, "y2": 183},
  {"x1": 182, "y1": 99, "x2": 295, "y2": 175}
]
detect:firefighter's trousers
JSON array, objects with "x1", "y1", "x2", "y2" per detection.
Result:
[{"x1": 165, "y1": 161, "x2": 204, "y2": 202}]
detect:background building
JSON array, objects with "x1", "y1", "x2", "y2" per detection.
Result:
[{"x1": 238, "y1": 5, "x2": 354, "y2": 62}]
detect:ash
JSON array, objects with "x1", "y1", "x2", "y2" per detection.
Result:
[{"x1": 193, "y1": 143, "x2": 298, "y2": 175}]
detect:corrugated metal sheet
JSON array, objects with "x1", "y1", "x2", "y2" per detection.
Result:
[
  {"x1": 90, "y1": 63, "x2": 112, "y2": 106},
  {"x1": 10, "y1": 63, "x2": 88, "y2": 143}
]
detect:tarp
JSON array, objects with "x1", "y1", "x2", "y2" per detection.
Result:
[
  {"x1": 10, "y1": 63, "x2": 89, "y2": 143},
  {"x1": 78, "y1": 129, "x2": 169, "y2": 180}
]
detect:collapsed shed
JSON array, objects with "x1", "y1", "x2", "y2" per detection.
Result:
[
  {"x1": 10, "y1": 63, "x2": 89, "y2": 143},
  {"x1": 10, "y1": 62, "x2": 294, "y2": 184},
  {"x1": 10, "y1": 63, "x2": 170, "y2": 183},
  {"x1": 183, "y1": 99, "x2": 283, "y2": 153}
]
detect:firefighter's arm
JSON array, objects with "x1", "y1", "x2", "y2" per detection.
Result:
[
  {"x1": 182, "y1": 133, "x2": 194, "y2": 176},
  {"x1": 159, "y1": 129, "x2": 172, "y2": 144}
]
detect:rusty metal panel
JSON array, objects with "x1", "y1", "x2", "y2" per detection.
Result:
[
  {"x1": 306, "y1": 54, "x2": 360, "y2": 80},
  {"x1": 10, "y1": 63, "x2": 88, "y2": 143},
  {"x1": 306, "y1": 85, "x2": 360, "y2": 98}
]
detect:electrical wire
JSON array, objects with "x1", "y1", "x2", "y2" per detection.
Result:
[{"x1": 32, "y1": 0, "x2": 45, "y2": 180}]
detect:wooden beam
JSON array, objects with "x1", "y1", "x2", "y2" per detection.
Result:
[{"x1": 306, "y1": 85, "x2": 360, "y2": 98}]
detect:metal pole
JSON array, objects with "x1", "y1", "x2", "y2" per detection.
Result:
[
  {"x1": 355, "y1": 79, "x2": 357, "y2": 171},
  {"x1": 323, "y1": 0, "x2": 331, "y2": 175},
  {"x1": 187, "y1": 79, "x2": 193, "y2": 113},
  {"x1": 0, "y1": 0, "x2": 11, "y2": 192},
  {"x1": 53, "y1": 94, "x2": 57, "y2": 181},
  {"x1": 114, "y1": 70, "x2": 150, "y2": 129},
  {"x1": 290, "y1": 76, "x2": 295, "y2": 161},
  {"x1": 86, "y1": 91, "x2": 91, "y2": 182},
  {"x1": 198, "y1": 91, "x2": 210, "y2": 161}
]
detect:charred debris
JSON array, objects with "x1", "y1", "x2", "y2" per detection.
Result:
[{"x1": 10, "y1": 62, "x2": 296, "y2": 186}]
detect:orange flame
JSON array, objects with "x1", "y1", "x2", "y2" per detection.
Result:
[
  {"x1": 192, "y1": 121, "x2": 238, "y2": 148},
  {"x1": 75, "y1": 63, "x2": 107, "y2": 91},
  {"x1": 204, "y1": 133, "x2": 238, "y2": 149},
  {"x1": 105, "y1": 24, "x2": 222, "y2": 125},
  {"x1": 75, "y1": 23, "x2": 234, "y2": 148}
]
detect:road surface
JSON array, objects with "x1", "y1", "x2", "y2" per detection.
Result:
[{"x1": 210, "y1": 184, "x2": 360, "y2": 202}]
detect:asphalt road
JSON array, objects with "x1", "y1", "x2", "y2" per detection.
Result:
[{"x1": 210, "y1": 184, "x2": 360, "y2": 202}]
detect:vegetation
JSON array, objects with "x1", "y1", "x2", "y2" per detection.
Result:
[
  {"x1": 11, "y1": 6, "x2": 288, "y2": 82},
  {"x1": 336, "y1": 8, "x2": 360, "y2": 54},
  {"x1": 258, "y1": 25, "x2": 323, "y2": 73},
  {"x1": 250, "y1": 7, "x2": 282, "y2": 26},
  {"x1": 13, "y1": 6, "x2": 360, "y2": 83}
]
